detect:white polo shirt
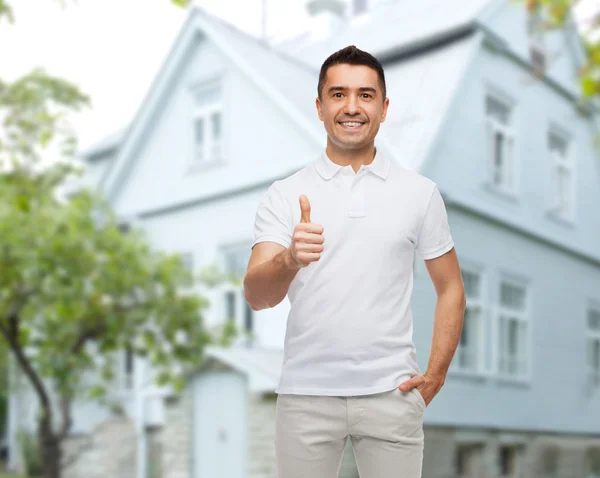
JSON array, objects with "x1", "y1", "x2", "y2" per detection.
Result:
[{"x1": 252, "y1": 150, "x2": 454, "y2": 396}]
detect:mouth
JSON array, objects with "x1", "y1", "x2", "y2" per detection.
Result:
[{"x1": 338, "y1": 121, "x2": 366, "y2": 130}]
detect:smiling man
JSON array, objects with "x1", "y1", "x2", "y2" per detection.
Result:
[{"x1": 244, "y1": 46, "x2": 466, "y2": 478}]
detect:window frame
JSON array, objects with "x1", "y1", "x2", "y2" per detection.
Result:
[
  {"x1": 188, "y1": 78, "x2": 225, "y2": 170},
  {"x1": 451, "y1": 264, "x2": 488, "y2": 377},
  {"x1": 219, "y1": 240, "x2": 255, "y2": 344},
  {"x1": 585, "y1": 448, "x2": 600, "y2": 478},
  {"x1": 586, "y1": 302, "x2": 600, "y2": 387},
  {"x1": 484, "y1": 90, "x2": 518, "y2": 199},
  {"x1": 193, "y1": 106, "x2": 223, "y2": 165},
  {"x1": 546, "y1": 126, "x2": 576, "y2": 224},
  {"x1": 527, "y1": 8, "x2": 547, "y2": 74},
  {"x1": 353, "y1": 0, "x2": 368, "y2": 15},
  {"x1": 494, "y1": 275, "x2": 532, "y2": 382}
]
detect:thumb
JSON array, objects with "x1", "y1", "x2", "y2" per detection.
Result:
[
  {"x1": 398, "y1": 377, "x2": 420, "y2": 392},
  {"x1": 299, "y1": 195, "x2": 311, "y2": 223}
]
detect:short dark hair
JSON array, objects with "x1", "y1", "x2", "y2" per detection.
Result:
[{"x1": 317, "y1": 45, "x2": 386, "y2": 101}]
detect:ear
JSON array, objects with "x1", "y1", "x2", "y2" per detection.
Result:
[
  {"x1": 380, "y1": 97, "x2": 390, "y2": 123},
  {"x1": 316, "y1": 96, "x2": 324, "y2": 122}
]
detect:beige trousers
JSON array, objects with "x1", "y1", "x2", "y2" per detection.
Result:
[{"x1": 275, "y1": 386, "x2": 426, "y2": 478}]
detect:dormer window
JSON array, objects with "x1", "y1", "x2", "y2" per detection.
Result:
[
  {"x1": 527, "y1": 9, "x2": 547, "y2": 74},
  {"x1": 191, "y1": 81, "x2": 223, "y2": 165},
  {"x1": 530, "y1": 44, "x2": 546, "y2": 73},
  {"x1": 353, "y1": 0, "x2": 368, "y2": 15}
]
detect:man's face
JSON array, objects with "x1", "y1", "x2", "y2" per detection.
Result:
[{"x1": 316, "y1": 63, "x2": 389, "y2": 152}]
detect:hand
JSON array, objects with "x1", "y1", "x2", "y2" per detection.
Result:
[
  {"x1": 398, "y1": 373, "x2": 444, "y2": 407},
  {"x1": 289, "y1": 195, "x2": 325, "y2": 269}
]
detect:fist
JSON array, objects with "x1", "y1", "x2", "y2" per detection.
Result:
[{"x1": 290, "y1": 195, "x2": 324, "y2": 268}]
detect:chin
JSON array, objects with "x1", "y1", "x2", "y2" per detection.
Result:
[{"x1": 331, "y1": 135, "x2": 370, "y2": 148}]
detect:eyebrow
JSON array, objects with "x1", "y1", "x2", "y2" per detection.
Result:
[{"x1": 328, "y1": 86, "x2": 378, "y2": 95}]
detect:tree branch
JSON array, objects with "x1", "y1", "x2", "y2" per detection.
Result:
[
  {"x1": 0, "y1": 315, "x2": 54, "y2": 429},
  {"x1": 56, "y1": 322, "x2": 106, "y2": 441},
  {"x1": 7, "y1": 286, "x2": 35, "y2": 321},
  {"x1": 71, "y1": 322, "x2": 105, "y2": 355},
  {"x1": 57, "y1": 394, "x2": 73, "y2": 442}
]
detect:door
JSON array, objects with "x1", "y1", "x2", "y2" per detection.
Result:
[{"x1": 192, "y1": 369, "x2": 248, "y2": 478}]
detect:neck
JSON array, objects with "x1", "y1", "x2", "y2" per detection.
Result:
[{"x1": 325, "y1": 139, "x2": 376, "y2": 172}]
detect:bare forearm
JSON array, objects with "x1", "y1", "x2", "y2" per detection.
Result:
[
  {"x1": 244, "y1": 248, "x2": 301, "y2": 311},
  {"x1": 426, "y1": 290, "x2": 467, "y2": 381}
]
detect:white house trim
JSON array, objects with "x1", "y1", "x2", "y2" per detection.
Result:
[
  {"x1": 450, "y1": 261, "x2": 489, "y2": 378},
  {"x1": 494, "y1": 272, "x2": 533, "y2": 384},
  {"x1": 546, "y1": 123, "x2": 576, "y2": 225},
  {"x1": 100, "y1": 7, "x2": 326, "y2": 204}
]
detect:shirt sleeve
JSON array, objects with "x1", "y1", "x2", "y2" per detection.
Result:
[
  {"x1": 252, "y1": 183, "x2": 293, "y2": 250},
  {"x1": 415, "y1": 185, "x2": 454, "y2": 260}
]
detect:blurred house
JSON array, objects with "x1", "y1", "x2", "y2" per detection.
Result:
[{"x1": 6, "y1": 0, "x2": 600, "y2": 477}]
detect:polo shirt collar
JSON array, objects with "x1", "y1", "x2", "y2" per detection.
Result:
[{"x1": 315, "y1": 148, "x2": 391, "y2": 180}]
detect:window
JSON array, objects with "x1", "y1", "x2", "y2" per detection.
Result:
[
  {"x1": 192, "y1": 82, "x2": 223, "y2": 164},
  {"x1": 453, "y1": 269, "x2": 484, "y2": 373},
  {"x1": 123, "y1": 345, "x2": 134, "y2": 389},
  {"x1": 353, "y1": 0, "x2": 368, "y2": 15},
  {"x1": 530, "y1": 46, "x2": 546, "y2": 73},
  {"x1": 485, "y1": 94, "x2": 515, "y2": 194},
  {"x1": 539, "y1": 446, "x2": 559, "y2": 478},
  {"x1": 455, "y1": 445, "x2": 483, "y2": 477},
  {"x1": 222, "y1": 245, "x2": 254, "y2": 339},
  {"x1": 497, "y1": 280, "x2": 529, "y2": 378},
  {"x1": 547, "y1": 130, "x2": 574, "y2": 220},
  {"x1": 499, "y1": 445, "x2": 523, "y2": 477},
  {"x1": 586, "y1": 449, "x2": 600, "y2": 478},
  {"x1": 587, "y1": 306, "x2": 600, "y2": 384},
  {"x1": 527, "y1": 9, "x2": 546, "y2": 73}
]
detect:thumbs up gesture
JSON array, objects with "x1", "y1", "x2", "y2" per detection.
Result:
[{"x1": 290, "y1": 195, "x2": 325, "y2": 268}]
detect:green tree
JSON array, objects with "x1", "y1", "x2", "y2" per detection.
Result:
[
  {"x1": 518, "y1": 0, "x2": 600, "y2": 96},
  {"x1": 0, "y1": 158, "x2": 217, "y2": 478},
  {"x1": 0, "y1": 2, "x2": 233, "y2": 478}
]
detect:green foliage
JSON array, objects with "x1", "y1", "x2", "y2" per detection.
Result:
[
  {"x1": 0, "y1": 161, "x2": 221, "y2": 400},
  {"x1": 0, "y1": 68, "x2": 90, "y2": 165},
  {"x1": 0, "y1": 0, "x2": 232, "y2": 412},
  {"x1": 16, "y1": 430, "x2": 43, "y2": 478},
  {"x1": 514, "y1": 0, "x2": 600, "y2": 99},
  {"x1": 0, "y1": 0, "x2": 14, "y2": 24}
]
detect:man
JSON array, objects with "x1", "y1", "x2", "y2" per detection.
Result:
[{"x1": 244, "y1": 45, "x2": 466, "y2": 478}]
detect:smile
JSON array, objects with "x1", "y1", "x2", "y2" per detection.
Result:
[{"x1": 338, "y1": 121, "x2": 365, "y2": 129}]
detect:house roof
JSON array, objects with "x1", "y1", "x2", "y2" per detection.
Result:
[
  {"x1": 203, "y1": 344, "x2": 283, "y2": 393},
  {"x1": 97, "y1": 6, "x2": 328, "y2": 201},
  {"x1": 77, "y1": 126, "x2": 127, "y2": 159},
  {"x1": 89, "y1": 1, "x2": 505, "y2": 200},
  {"x1": 282, "y1": 0, "x2": 497, "y2": 67},
  {"x1": 379, "y1": 34, "x2": 480, "y2": 171}
]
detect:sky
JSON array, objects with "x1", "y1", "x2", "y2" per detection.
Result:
[
  {"x1": 0, "y1": 0, "x2": 598, "y2": 155},
  {"x1": 0, "y1": 0, "x2": 312, "y2": 154}
]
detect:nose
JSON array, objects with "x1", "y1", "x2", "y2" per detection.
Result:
[{"x1": 343, "y1": 95, "x2": 360, "y2": 116}]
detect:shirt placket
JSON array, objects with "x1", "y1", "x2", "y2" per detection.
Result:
[{"x1": 340, "y1": 167, "x2": 366, "y2": 218}]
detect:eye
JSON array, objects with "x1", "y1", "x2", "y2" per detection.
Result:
[
  {"x1": 333, "y1": 92, "x2": 343, "y2": 98},
  {"x1": 362, "y1": 93, "x2": 373, "y2": 99}
]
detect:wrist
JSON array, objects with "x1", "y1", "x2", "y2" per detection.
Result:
[
  {"x1": 282, "y1": 248, "x2": 301, "y2": 272},
  {"x1": 425, "y1": 370, "x2": 446, "y2": 384}
]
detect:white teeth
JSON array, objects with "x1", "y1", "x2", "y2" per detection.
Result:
[{"x1": 341, "y1": 122, "x2": 363, "y2": 127}]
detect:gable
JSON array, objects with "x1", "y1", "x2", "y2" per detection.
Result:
[
  {"x1": 112, "y1": 35, "x2": 323, "y2": 217},
  {"x1": 379, "y1": 34, "x2": 480, "y2": 172},
  {"x1": 98, "y1": 8, "x2": 334, "y2": 206},
  {"x1": 478, "y1": 0, "x2": 586, "y2": 97}
]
